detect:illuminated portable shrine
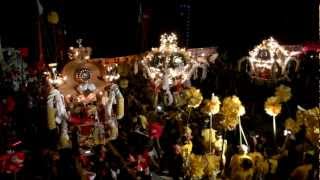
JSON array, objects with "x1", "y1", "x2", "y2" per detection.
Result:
[{"x1": 238, "y1": 37, "x2": 300, "y2": 83}]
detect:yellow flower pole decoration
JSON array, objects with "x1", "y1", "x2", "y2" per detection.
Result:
[
  {"x1": 201, "y1": 93, "x2": 220, "y2": 152},
  {"x1": 183, "y1": 87, "x2": 203, "y2": 108},
  {"x1": 183, "y1": 87, "x2": 203, "y2": 128},
  {"x1": 264, "y1": 96, "x2": 282, "y2": 138},
  {"x1": 201, "y1": 93, "x2": 221, "y2": 115},
  {"x1": 275, "y1": 84, "x2": 292, "y2": 103},
  {"x1": 221, "y1": 96, "x2": 247, "y2": 145}
]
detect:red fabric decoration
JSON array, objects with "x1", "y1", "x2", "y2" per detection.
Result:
[
  {"x1": 6, "y1": 96, "x2": 16, "y2": 113},
  {"x1": 18, "y1": 48, "x2": 29, "y2": 58},
  {"x1": 0, "y1": 151, "x2": 25, "y2": 174},
  {"x1": 148, "y1": 82, "x2": 160, "y2": 93},
  {"x1": 128, "y1": 151, "x2": 150, "y2": 172},
  {"x1": 79, "y1": 125, "x2": 94, "y2": 136},
  {"x1": 148, "y1": 122, "x2": 163, "y2": 139},
  {"x1": 70, "y1": 115, "x2": 82, "y2": 125}
]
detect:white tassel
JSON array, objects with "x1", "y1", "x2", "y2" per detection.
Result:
[
  {"x1": 106, "y1": 91, "x2": 115, "y2": 117},
  {"x1": 193, "y1": 68, "x2": 198, "y2": 80},
  {"x1": 134, "y1": 61, "x2": 139, "y2": 74},
  {"x1": 165, "y1": 89, "x2": 173, "y2": 106},
  {"x1": 297, "y1": 105, "x2": 306, "y2": 111},
  {"x1": 162, "y1": 72, "x2": 169, "y2": 91},
  {"x1": 116, "y1": 95, "x2": 124, "y2": 119},
  {"x1": 201, "y1": 65, "x2": 207, "y2": 80}
]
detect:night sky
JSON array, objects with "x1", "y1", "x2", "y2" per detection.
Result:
[{"x1": 0, "y1": 0, "x2": 318, "y2": 59}]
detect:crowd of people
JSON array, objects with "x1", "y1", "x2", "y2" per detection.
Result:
[{"x1": 0, "y1": 49, "x2": 318, "y2": 180}]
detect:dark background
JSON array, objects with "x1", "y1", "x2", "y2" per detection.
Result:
[{"x1": 0, "y1": 0, "x2": 318, "y2": 59}]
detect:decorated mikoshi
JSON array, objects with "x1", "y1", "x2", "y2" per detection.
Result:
[
  {"x1": 45, "y1": 40, "x2": 125, "y2": 149},
  {"x1": 141, "y1": 33, "x2": 200, "y2": 107},
  {"x1": 238, "y1": 37, "x2": 300, "y2": 83},
  {"x1": 27, "y1": 34, "x2": 317, "y2": 179}
]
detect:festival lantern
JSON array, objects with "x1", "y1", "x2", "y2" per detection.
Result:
[{"x1": 141, "y1": 33, "x2": 199, "y2": 106}]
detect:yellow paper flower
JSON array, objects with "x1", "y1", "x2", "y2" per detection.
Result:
[
  {"x1": 201, "y1": 128, "x2": 216, "y2": 150},
  {"x1": 47, "y1": 11, "x2": 59, "y2": 24},
  {"x1": 296, "y1": 107, "x2": 319, "y2": 129},
  {"x1": 305, "y1": 127, "x2": 319, "y2": 147},
  {"x1": 264, "y1": 96, "x2": 282, "y2": 117},
  {"x1": 284, "y1": 118, "x2": 300, "y2": 134},
  {"x1": 275, "y1": 84, "x2": 292, "y2": 102},
  {"x1": 220, "y1": 116, "x2": 239, "y2": 130},
  {"x1": 189, "y1": 154, "x2": 205, "y2": 178},
  {"x1": 249, "y1": 152, "x2": 268, "y2": 174},
  {"x1": 296, "y1": 106, "x2": 320, "y2": 147},
  {"x1": 183, "y1": 87, "x2": 203, "y2": 108},
  {"x1": 220, "y1": 95, "x2": 245, "y2": 130},
  {"x1": 204, "y1": 154, "x2": 220, "y2": 176},
  {"x1": 305, "y1": 107, "x2": 320, "y2": 128},
  {"x1": 201, "y1": 94, "x2": 221, "y2": 115}
]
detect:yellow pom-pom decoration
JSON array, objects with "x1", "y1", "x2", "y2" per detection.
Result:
[
  {"x1": 296, "y1": 107, "x2": 320, "y2": 147},
  {"x1": 201, "y1": 93, "x2": 221, "y2": 115},
  {"x1": 305, "y1": 127, "x2": 319, "y2": 147},
  {"x1": 116, "y1": 95, "x2": 124, "y2": 119},
  {"x1": 284, "y1": 118, "x2": 300, "y2": 134},
  {"x1": 275, "y1": 84, "x2": 292, "y2": 103},
  {"x1": 220, "y1": 95, "x2": 245, "y2": 130},
  {"x1": 204, "y1": 154, "x2": 220, "y2": 177},
  {"x1": 264, "y1": 96, "x2": 282, "y2": 117},
  {"x1": 189, "y1": 154, "x2": 206, "y2": 179},
  {"x1": 47, "y1": 11, "x2": 59, "y2": 24},
  {"x1": 183, "y1": 87, "x2": 203, "y2": 108}
]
